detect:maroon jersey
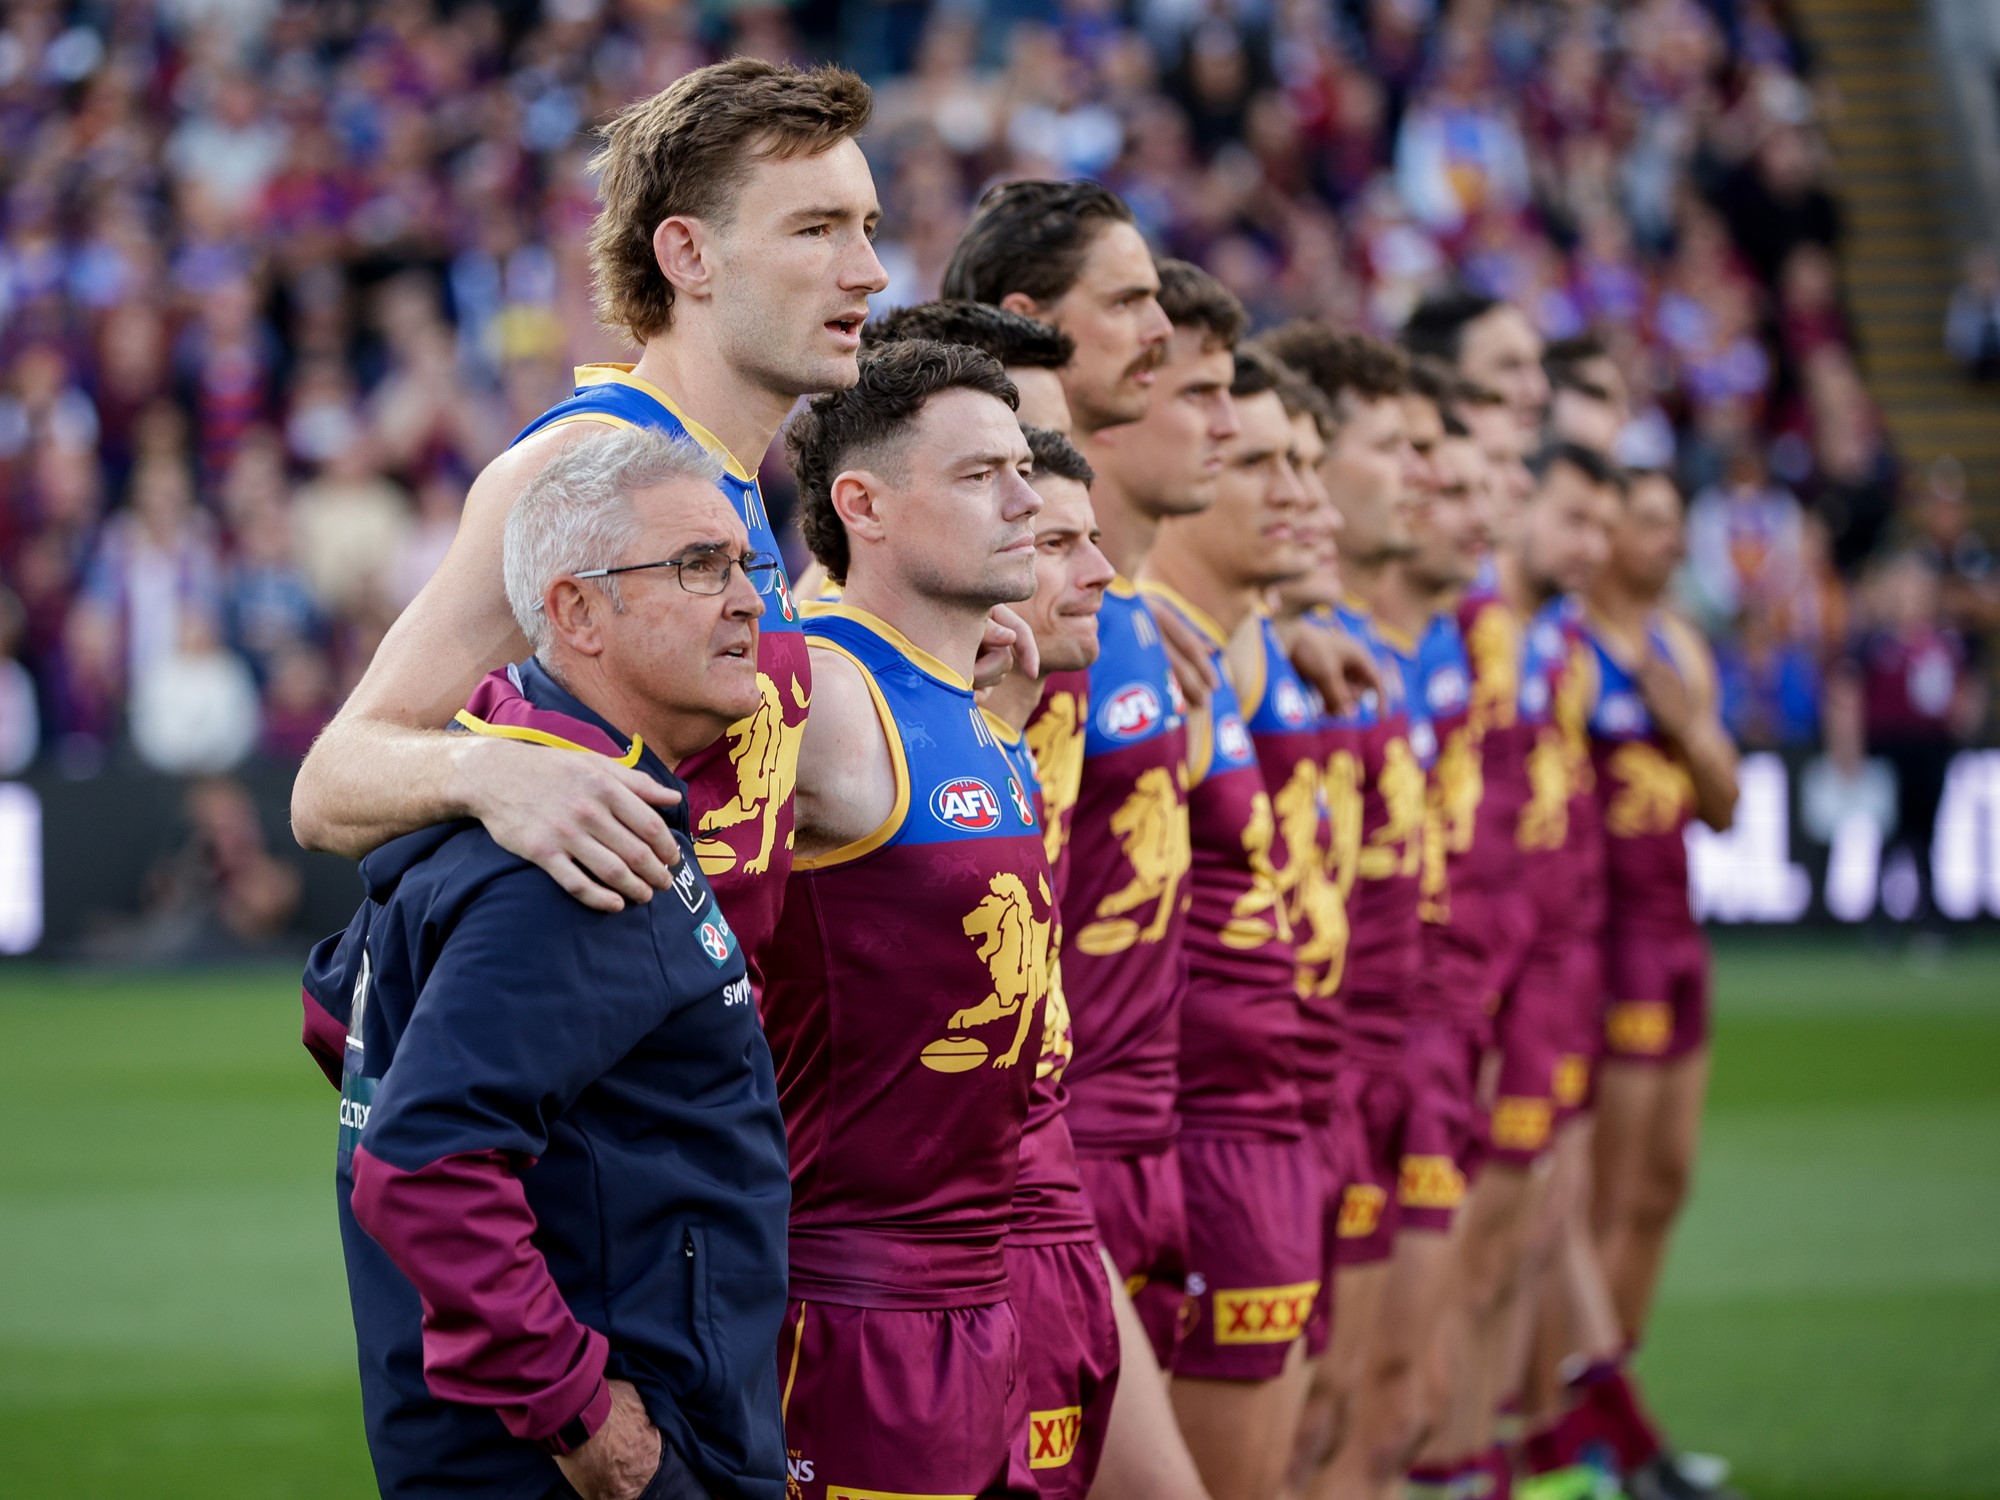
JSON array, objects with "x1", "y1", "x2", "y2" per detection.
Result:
[
  {"x1": 763, "y1": 608, "x2": 1055, "y2": 1308},
  {"x1": 1061, "y1": 579, "x2": 1194, "y2": 1156},
  {"x1": 1455, "y1": 584, "x2": 1530, "y2": 896},
  {"x1": 1242, "y1": 616, "x2": 1348, "y2": 1119},
  {"x1": 1517, "y1": 599, "x2": 1606, "y2": 938},
  {"x1": 992, "y1": 708, "x2": 1098, "y2": 1247},
  {"x1": 1026, "y1": 669, "x2": 1091, "y2": 908},
  {"x1": 1585, "y1": 612, "x2": 1710, "y2": 934},
  {"x1": 1851, "y1": 624, "x2": 1969, "y2": 739},
  {"x1": 1149, "y1": 586, "x2": 1304, "y2": 1138},
  {"x1": 1327, "y1": 602, "x2": 1426, "y2": 1068}
]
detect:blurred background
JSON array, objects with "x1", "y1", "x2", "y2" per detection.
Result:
[{"x1": 0, "y1": 0, "x2": 1996, "y2": 1496}]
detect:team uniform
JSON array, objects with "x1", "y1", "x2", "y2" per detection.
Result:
[
  {"x1": 512, "y1": 365, "x2": 809, "y2": 986},
  {"x1": 990, "y1": 708, "x2": 1121, "y2": 1498},
  {"x1": 1147, "y1": 586, "x2": 1319, "y2": 1381},
  {"x1": 1393, "y1": 612, "x2": 1481, "y2": 1233},
  {"x1": 1584, "y1": 614, "x2": 1713, "y2": 1065},
  {"x1": 1325, "y1": 602, "x2": 1428, "y2": 1269},
  {"x1": 1240, "y1": 616, "x2": 1353, "y2": 1356},
  {"x1": 1490, "y1": 600, "x2": 1606, "y2": 1161},
  {"x1": 1056, "y1": 578, "x2": 1195, "y2": 1365},
  {"x1": 762, "y1": 606, "x2": 1053, "y2": 1500}
]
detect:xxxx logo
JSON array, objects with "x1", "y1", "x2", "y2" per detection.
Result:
[
  {"x1": 1214, "y1": 1280, "x2": 1320, "y2": 1345},
  {"x1": 1029, "y1": 1406, "x2": 1083, "y2": 1469},
  {"x1": 1491, "y1": 1096, "x2": 1552, "y2": 1153},
  {"x1": 1399, "y1": 1154, "x2": 1466, "y2": 1210},
  {"x1": 1554, "y1": 1054, "x2": 1591, "y2": 1109},
  {"x1": 1337, "y1": 1183, "x2": 1386, "y2": 1239},
  {"x1": 1606, "y1": 1000, "x2": 1671, "y2": 1057}
]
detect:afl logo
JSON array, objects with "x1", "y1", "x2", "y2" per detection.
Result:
[
  {"x1": 933, "y1": 778, "x2": 1003, "y2": 830},
  {"x1": 698, "y1": 921, "x2": 733, "y2": 964},
  {"x1": 1100, "y1": 682, "x2": 1164, "y2": 741},
  {"x1": 1274, "y1": 678, "x2": 1310, "y2": 726},
  {"x1": 1427, "y1": 665, "x2": 1469, "y2": 714},
  {"x1": 1217, "y1": 714, "x2": 1251, "y2": 762}
]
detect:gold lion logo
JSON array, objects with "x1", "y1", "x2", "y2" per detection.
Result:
[
  {"x1": 1075, "y1": 765, "x2": 1190, "y2": 955},
  {"x1": 1322, "y1": 750, "x2": 1364, "y2": 899},
  {"x1": 1223, "y1": 790, "x2": 1291, "y2": 949},
  {"x1": 941, "y1": 870, "x2": 1053, "y2": 1069},
  {"x1": 1431, "y1": 727, "x2": 1484, "y2": 858},
  {"x1": 1035, "y1": 939, "x2": 1075, "y2": 1084},
  {"x1": 1466, "y1": 605, "x2": 1521, "y2": 735},
  {"x1": 1024, "y1": 692, "x2": 1085, "y2": 867},
  {"x1": 1606, "y1": 742, "x2": 1694, "y2": 837},
  {"x1": 1517, "y1": 729, "x2": 1570, "y2": 851},
  {"x1": 697, "y1": 672, "x2": 805, "y2": 876},
  {"x1": 1358, "y1": 738, "x2": 1426, "y2": 880}
]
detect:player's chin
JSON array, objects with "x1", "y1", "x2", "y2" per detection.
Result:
[{"x1": 709, "y1": 658, "x2": 765, "y2": 720}]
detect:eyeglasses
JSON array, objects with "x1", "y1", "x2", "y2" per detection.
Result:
[{"x1": 569, "y1": 548, "x2": 785, "y2": 599}]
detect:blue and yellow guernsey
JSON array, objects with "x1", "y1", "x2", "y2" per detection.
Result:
[
  {"x1": 1061, "y1": 579, "x2": 1193, "y2": 1157},
  {"x1": 512, "y1": 364, "x2": 809, "y2": 987},
  {"x1": 762, "y1": 604, "x2": 1055, "y2": 1308}
]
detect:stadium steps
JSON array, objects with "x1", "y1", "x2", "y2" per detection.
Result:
[{"x1": 1792, "y1": 0, "x2": 2000, "y2": 517}]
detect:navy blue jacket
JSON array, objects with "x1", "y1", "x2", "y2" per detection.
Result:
[{"x1": 302, "y1": 659, "x2": 790, "y2": 1500}]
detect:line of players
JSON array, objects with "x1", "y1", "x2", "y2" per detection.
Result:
[{"x1": 294, "y1": 58, "x2": 1740, "y2": 1500}]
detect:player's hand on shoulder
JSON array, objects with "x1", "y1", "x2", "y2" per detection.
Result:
[
  {"x1": 1634, "y1": 650, "x2": 1695, "y2": 742},
  {"x1": 1288, "y1": 621, "x2": 1378, "y2": 716},
  {"x1": 555, "y1": 1380, "x2": 666, "y2": 1500},
  {"x1": 457, "y1": 736, "x2": 682, "y2": 913},
  {"x1": 1151, "y1": 599, "x2": 1218, "y2": 709},
  {"x1": 975, "y1": 603, "x2": 1040, "y2": 689}
]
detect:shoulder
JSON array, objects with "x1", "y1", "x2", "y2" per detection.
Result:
[{"x1": 461, "y1": 422, "x2": 601, "y2": 526}]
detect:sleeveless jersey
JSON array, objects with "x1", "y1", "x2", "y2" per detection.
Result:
[
  {"x1": 1583, "y1": 613, "x2": 1703, "y2": 934},
  {"x1": 1242, "y1": 616, "x2": 1348, "y2": 1119},
  {"x1": 1455, "y1": 585, "x2": 1529, "y2": 896},
  {"x1": 1406, "y1": 610, "x2": 1475, "y2": 934},
  {"x1": 1060, "y1": 579, "x2": 1193, "y2": 1156},
  {"x1": 761, "y1": 606, "x2": 1055, "y2": 1308},
  {"x1": 1147, "y1": 586, "x2": 1304, "y2": 1138},
  {"x1": 1024, "y1": 667, "x2": 1091, "y2": 906},
  {"x1": 989, "y1": 709, "x2": 1097, "y2": 1246},
  {"x1": 511, "y1": 364, "x2": 808, "y2": 986},
  {"x1": 1327, "y1": 602, "x2": 1425, "y2": 1064},
  {"x1": 1516, "y1": 599, "x2": 1605, "y2": 937}
]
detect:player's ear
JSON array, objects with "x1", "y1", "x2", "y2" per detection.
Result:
[
  {"x1": 544, "y1": 577, "x2": 610, "y2": 659},
  {"x1": 830, "y1": 470, "x2": 888, "y2": 551},
  {"x1": 998, "y1": 291, "x2": 1045, "y2": 321},
  {"x1": 654, "y1": 216, "x2": 711, "y2": 302}
]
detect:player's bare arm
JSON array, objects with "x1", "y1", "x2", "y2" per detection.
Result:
[
  {"x1": 1648, "y1": 616, "x2": 1739, "y2": 833},
  {"x1": 291, "y1": 422, "x2": 684, "y2": 910},
  {"x1": 790, "y1": 644, "x2": 898, "y2": 860}
]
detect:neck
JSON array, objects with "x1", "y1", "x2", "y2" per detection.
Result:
[
  {"x1": 983, "y1": 667, "x2": 1046, "y2": 733},
  {"x1": 1144, "y1": 540, "x2": 1257, "y2": 638},
  {"x1": 1367, "y1": 558, "x2": 1432, "y2": 636},
  {"x1": 627, "y1": 331, "x2": 795, "y2": 476},
  {"x1": 838, "y1": 568, "x2": 991, "y2": 683},
  {"x1": 1343, "y1": 550, "x2": 1396, "y2": 616},
  {"x1": 1495, "y1": 544, "x2": 1546, "y2": 616},
  {"x1": 1587, "y1": 574, "x2": 1655, "y2": 639},
  {"x1": 1076, "y1": 447, "x2": 1160, "y2": 578}
]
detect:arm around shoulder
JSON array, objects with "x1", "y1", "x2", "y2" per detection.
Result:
[{"x1": 791, "y1": 643, "x2": 899, "y2": 862}]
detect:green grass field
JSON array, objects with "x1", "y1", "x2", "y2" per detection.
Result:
[{"x1": 3, "y1": 938, "x2": 1997, "y2": 1498}]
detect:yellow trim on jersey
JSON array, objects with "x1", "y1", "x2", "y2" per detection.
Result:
[
  {"x1": 1140, "y1": 579, "x2": 1227, "y2": 649},
  {"x1": 808, "y1": 602, "x2": 974, "y2": 692},
  {"x1": 452, "y1": 709, "x2": 645, "y2": 767},
  {"x1": 571, "y1": 363, "x2": 754, "y2": 481},
  {"x1": 541, "y1": 411, "x2": 640, "y2": 435},
  {"x1": 780, "y1": 1301, "x2": 807, "y2": 1423},
  {"x1": 980, "y1": 706, "x2": 1024, "y2": 747},
  {"x1": 792, "y1": 639, "x2": 912, "y2": 871},
  {"x1": 1106, "y1": 573, "x2": 1140, "y2": 599},
  {"x1": 826, "y1": 1489, "x2": 977, "y2": 1499}
]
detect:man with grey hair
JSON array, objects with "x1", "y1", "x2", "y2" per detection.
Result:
[{"x1": 301, "y1": 425, "x2": 792, "y2": 1500}]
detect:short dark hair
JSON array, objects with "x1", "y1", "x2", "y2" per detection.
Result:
[
  {"x1": 1257, "y1": 322, "x2": 1408, "y2": 419},
  {"x1": 1530, "y1": 439, "x2": 1626, "y2": 495},
  {"x1": 787, "y1": 339, "x2": 1019, "y2": 583},
  {"x1": 589, "y1": 59, "x2": 872, "y2": 343},
  {"x1": 1405, "y1": 356, "x2": 1472, "y2": 437},
  {"x1": 1156, "y1": 258, "x2": 1246, "y2": 350},
  {"x1": 941, "y1": 179, "x2": 1137, "y2": 307},
  {"x1": 1231, "y1": 346, "x2": 1283, "y2": 400},
  {"x1": 1024, "y1": 424, "x2": 1095, "y2": 487},
  {"x1": 1401, "y1": 289, "x2": 1502, "y2": 364},
  {"x1": 1259, "y1": 353, "x2": 1336, "y2": 437},
  {"x1": 864, "y1": 300, "x2": 1075, "y2": 370},
  {"x1": 1544, "y1": 334, "x2": 1614, "y2": 400}
]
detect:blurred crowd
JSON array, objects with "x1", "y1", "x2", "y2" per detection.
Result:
[{"x1": 0, "y1": 0, "x2": 1995, "y2": 788}]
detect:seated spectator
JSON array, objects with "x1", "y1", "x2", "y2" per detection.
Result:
[
  {"x1": 1713, "y1": 606, "x2": 1823, "y2": 749},
  {"x1": 1911, "y1": 457, "x2": 2000, "y2": 646},
  {"x1": 77, "y1": 456, "x2": 224, "y2": 689},
  {"x1": 130, "y1": 615, "x2": 262, "y2": 776},
  {"x1": 1683, "y1": 439, "x2": 1816, "y2": 642},
  {"x1": 1944, "y1": 247, "x2": 2000, "y2": 380},
  {"x1": 0, "y1": 589, "x2": 39, "y2": 775},
  {"x1": 291, "y1": 438, "x2": 414, "y2": 622}
]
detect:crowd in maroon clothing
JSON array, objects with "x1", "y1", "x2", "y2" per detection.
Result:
[{"x1": 0, "y1": 0, "x2": 1988, "y2": 780}]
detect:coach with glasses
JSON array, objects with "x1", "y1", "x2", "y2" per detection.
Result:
[{"x1": 301, "y1": 426, "x2": 790, "y2": 1500}]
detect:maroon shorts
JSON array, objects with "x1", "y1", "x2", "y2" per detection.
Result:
[
  {"x1": 1399, "y1": 1015, "x2": 1480, "y2": 1233},
  {"x1": 1602, "y1": 924, "x2": 1712, "y2": 1065},
  {"x1": 1412, "y1": 899, "x2": 1500, "y2": 1049},
  {"x1": 1304, "y1": 1104, "x2": 1363, "y2": 1355},
  {"x1": 1331, "y1": 1060, "x2": 1413, "y2": 1268},
  {"x1": 1491, "y1": 924, "x2": 1603, "y2": 1163},
  {"x1": 1174, "y1": 1132, "x2": 1324, "y2": 1381},
  {"x1": 777, "y1": 1297, "x2": 1034, "y2": 1499},
  {"x1": 1466, "y1": 884, "x2": 1538, "y2": 1025},
  {"x1": 1005, "y1": 1240, "x2": 1121, "y2": 1499},
  {"x1": 1076, "y1": 1148, "x2": 1188, "y2": 1371}
]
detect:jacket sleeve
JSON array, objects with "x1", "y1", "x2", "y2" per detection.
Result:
[
  {"x1": 347, "y1": 867, "x2": 672, "y2": 1445},
  {"x1": 301, "y1": 930, "x2": 354, "y2": 1091}
]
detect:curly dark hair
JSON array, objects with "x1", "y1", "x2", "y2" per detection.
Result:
[
  {"x1": 1156, "y1": 258, "x2": 1245, "y2": 350},
  {"x1": 787, "y1": 339, "x2": 1019, "y2": 583},
  {"x1": 1024, "y1": 424, "x2": 1094, "y2": 487},
  {"x1": 940, "y1": 179, "x2": 1137, "y2": 307},
  {"x1": 1256, "y1": 323, "x2": 1408, "y2": 420},
  {"x1": 863, "y1": 300, "x2": 1076, "y2": 370}
]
